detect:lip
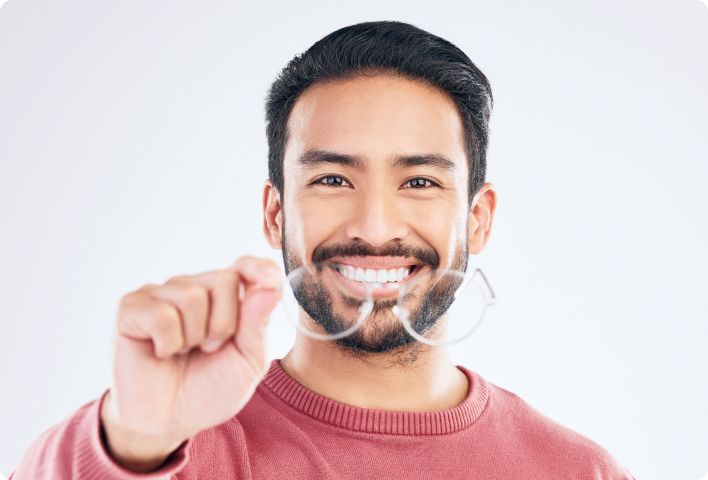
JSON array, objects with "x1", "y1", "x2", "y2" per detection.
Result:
[{"x1": 327, "y1": 262, "x2": 423, "y2": 300}]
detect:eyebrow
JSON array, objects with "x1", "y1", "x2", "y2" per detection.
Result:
[
  {"x1": 297, "y1": 150, "x2": 457, "y2": 173},
  {"x1": 391, "y1": 154, "x2": 456, "y2": 173},
  {"x1": 297, "y1": 150, "x2": 365, "y2": 169}
]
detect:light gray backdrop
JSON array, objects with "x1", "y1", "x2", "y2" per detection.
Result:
[{"x1": 1, "y1": 1, "x2": 706, "y2": 479}]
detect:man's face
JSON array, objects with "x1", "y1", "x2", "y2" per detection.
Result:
[{"x1": 268, "y1": 73, "x2": 475, "y2": 353}]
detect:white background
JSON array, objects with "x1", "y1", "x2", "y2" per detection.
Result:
[{"x1": 1, "y1": 1, "x2": 707, "y2": 479}]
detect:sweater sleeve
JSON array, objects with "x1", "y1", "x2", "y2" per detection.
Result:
[{"x1": 9, "y1": 389, "x2": 192, "y2": 480}]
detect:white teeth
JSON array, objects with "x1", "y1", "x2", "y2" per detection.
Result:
[
  {"x1": 398, "y1": 267, "x2": 407, "y2": 279},
  {"x1": 337, "y1": 264, "x2": 412, "y2": 283},
  {"x1": 355, "y1": 267, "x2": 365, "y2": 281},
  {"x1": 376, "y1": 269, "x2": 387, "y2": 283}
]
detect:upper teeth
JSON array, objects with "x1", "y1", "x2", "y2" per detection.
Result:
[{"x1": 335, "y1": 264, "x2": 410, "y2": 283}]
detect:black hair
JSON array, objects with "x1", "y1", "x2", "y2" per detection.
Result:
[{"x1": 265, "y1": 20, "x2": 493, "y2": 203}]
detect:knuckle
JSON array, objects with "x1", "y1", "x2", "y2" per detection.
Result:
[
  {"x1": 166, "y1": 275, "x2": 190, "y2": 284},
  {"x1": 233, "y1": 255, "x2": 268, "y2": 269},
  {"x1": 118, "y1": 289, "x2": 146, "y2": 312},
  {"x1": 260, "y1": 258, "x2": 279, "y2": 269},
  {"x1": 135, "y1": 283, "x2": 159, "y2": 296},
  {"x1": 119, "y1": 285, "x2": 156, "y2": 309},
  {"x1": 233, "y1": 256, "x2": 280, "y2": 277},
  {"x1": 259, "y1": 259, "x2": 281, "y2": 276},
  {"x1": 216, "y1": 268, "x2": 239, "y2": 288},
  {"x1": 152, "y1": 303, "x2": 180, "y2": 332},
  {"x1": 231, "y1": 255, "x2": 252, "y2": 270},
  {"x1": 118, "y1": 292, "x2": 135, "y2": 310},
  {"x1": 182, "y1": 283, "x2": 208, "y2": 304}
]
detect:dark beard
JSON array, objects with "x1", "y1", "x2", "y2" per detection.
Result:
[{"x1": 280, "y1": 220, "x2": 469, "y2": 355}]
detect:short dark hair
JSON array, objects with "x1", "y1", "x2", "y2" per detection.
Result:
[{"x1": 265, "y1": 20, "x2": 493, "y2": 203}]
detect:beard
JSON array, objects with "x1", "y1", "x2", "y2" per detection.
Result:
[{"x1": 280, "y1": 220, "x2": 469, "y2": 355}]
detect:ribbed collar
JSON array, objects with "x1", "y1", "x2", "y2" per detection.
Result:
[{"x1": 261, "y1": 358, "x2": 489, "y2": 435}]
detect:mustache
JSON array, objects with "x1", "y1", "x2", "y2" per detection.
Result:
[{"x1": 311, "y1": 241, "x2": 439, "y2": 269}]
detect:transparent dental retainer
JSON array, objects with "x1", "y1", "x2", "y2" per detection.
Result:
[
  {"x1": 280, "y1": 261, "x2": 495, "y2": 346},
  {"x1": 392, "y1": 266, "x2": 495, "y2": 347},
  {"x1": 280, "y1": 261, "x2": 374, "y2": 340}
]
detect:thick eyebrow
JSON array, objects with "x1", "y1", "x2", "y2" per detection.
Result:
[
  {"x1": 297, "y1": 150, "x2": 365, "y2": 169},
  {"x1": 391, "y1": 154, "x2": 456, "y2": 173},
  {"x1": 297, "y1": 150, "x2": 456, "y2": 173}
]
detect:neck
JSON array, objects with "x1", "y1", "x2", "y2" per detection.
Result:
[{"x1": 280, "y1": 333, "x2": 469, "y2": 412}]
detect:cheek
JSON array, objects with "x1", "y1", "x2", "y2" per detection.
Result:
[
  {"x1": 285, "y1": 196, "x2": 348, "y2": 255},
  {"x1": 402, "y1": 201, "x2": 467, "y2": 261},
  {"x1": 403, "y1": 200, "x2": 462, "y2": 234}
]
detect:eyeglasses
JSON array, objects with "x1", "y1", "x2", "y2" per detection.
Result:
[{"x1": 278, "y1": 260, "x2": 495, "y2": 347}]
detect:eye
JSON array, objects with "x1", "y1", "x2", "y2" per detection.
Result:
[
  {"x1": 315, "y1": 175, "x2": 351, "y2": 187},
  {"x1": 402, "y1": 177, "x2": 438, "y2": 189}
]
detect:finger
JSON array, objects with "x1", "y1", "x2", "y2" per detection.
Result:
[
  {"x1": 233, "y1": 287, "x2": 282, "y2": 375},
  {"x1": 229, "y1": 256, "x2": 283, "y2": 291},
  {"x1": 117, "y1": 289, "x2": 185, "y2": 360},
  {"x1": 148, "y1": 281, "x2": 209, "y2": 353},
  {"x1": 166, "y1": 269, "x2": 241, "y2": 353}
]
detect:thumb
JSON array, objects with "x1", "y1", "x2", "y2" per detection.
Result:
[{"x1": 234, "y1": 287, "x2": 282, "y2": 371}]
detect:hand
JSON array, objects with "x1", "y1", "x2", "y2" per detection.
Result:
[{"x1": 100, "y1": 256, "x2": 283, "y2": 472}]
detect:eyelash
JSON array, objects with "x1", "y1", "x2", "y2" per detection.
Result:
[{"x1": 314, "y1": 175, "x2": 439, "y2": 189}]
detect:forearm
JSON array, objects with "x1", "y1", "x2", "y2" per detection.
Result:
[{"x1": 10, "y1": 389, "x2": 191, "y2": 480}]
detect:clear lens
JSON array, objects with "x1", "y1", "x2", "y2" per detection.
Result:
[
  {"x1": 393, "y1": 267, "x2": 495, "y2": 347},
  {"x1": 280, "y1": 261, "x2": 374, "y2": 340}
]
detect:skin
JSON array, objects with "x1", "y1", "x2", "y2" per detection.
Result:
[{"x1": 263, "y1": 73, "x2": 497, "y2": 412}]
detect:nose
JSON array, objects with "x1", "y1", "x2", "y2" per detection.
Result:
[{"x1": 344, "y1": 190, "x2": 410, "y2": 246}]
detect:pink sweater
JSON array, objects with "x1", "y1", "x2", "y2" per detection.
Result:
[{"x1": 10, "y1": 359, "x2": 636, "y2": 479}]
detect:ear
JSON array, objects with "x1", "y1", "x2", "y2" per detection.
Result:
[
  {"x1": 263, "y1": 180, "x2": 283, "y2": 249},
  {"x1": 467, "y1": 182, "x2": 497, "y2": 255}
]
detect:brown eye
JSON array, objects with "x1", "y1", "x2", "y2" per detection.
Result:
[
  {"x1": 403, "y1": 178, "x2": 435, "y2": 188},
  {"x1": 317, "y1": 175, "x2": 350, "y2": 187}
]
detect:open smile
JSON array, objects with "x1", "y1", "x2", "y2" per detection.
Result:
[{"x1": 327, "y1": 262, "x2": 423, "y2": 299}]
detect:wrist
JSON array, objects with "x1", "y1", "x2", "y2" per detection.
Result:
[{"x1": 100, "y1": 392, "x2": 189, "y2": 472}]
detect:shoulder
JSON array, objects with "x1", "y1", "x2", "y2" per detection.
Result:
[{"x1": 483, "y1": 380, "x2": 635, "y2": 479}]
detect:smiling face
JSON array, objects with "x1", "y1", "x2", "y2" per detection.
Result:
[{"x1": 263, "y1": 72, "x2": 495, "y2": 353}]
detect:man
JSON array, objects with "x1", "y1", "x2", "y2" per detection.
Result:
[{"x1": 11, "y1": 20, "x2": 635, "y2": 479}]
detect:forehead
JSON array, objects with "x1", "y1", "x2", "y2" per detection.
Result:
[{"x1": 283, "y1": 74, "x2": 467, "y2": 171}]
